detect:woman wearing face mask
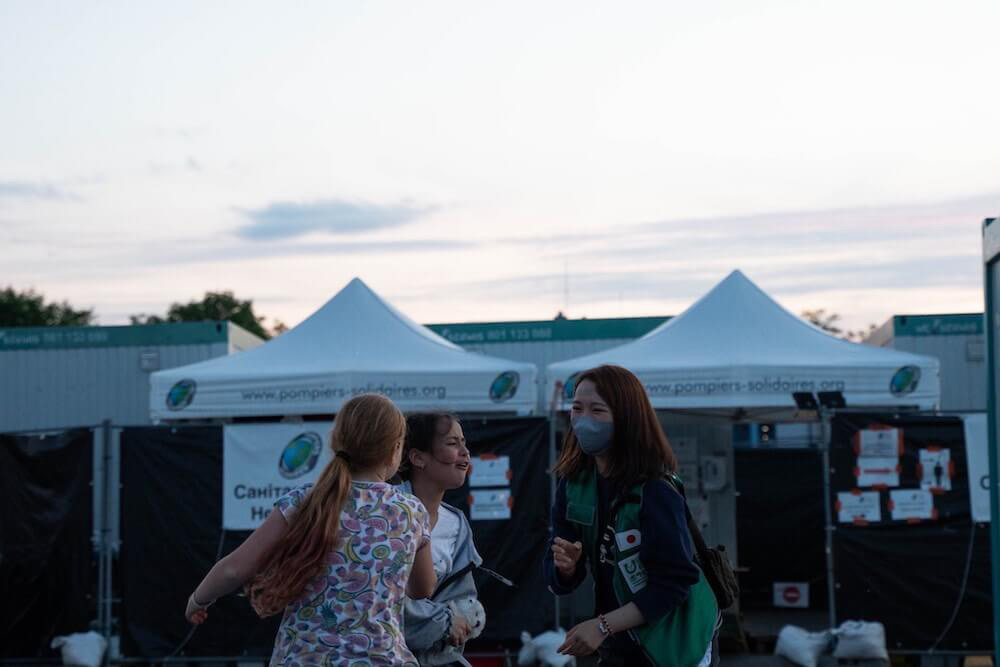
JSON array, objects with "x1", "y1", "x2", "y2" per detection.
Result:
[
  {"x1": 397, "y1": 413, "x2": 484, "y2": 667},
  {"x1": 543, "y1": 365, "x2": 719, "y2": 667}
]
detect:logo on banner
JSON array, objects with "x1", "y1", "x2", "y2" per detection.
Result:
[
  {"x1": 166, "y1": 379, "x2": 197, "y2": 410},
  {"x1": 278, "y1": 432, "x2": 323, "y2": 479},
  {"x1": 889, "y1": 365, "x2": 921, "y2": 396},
  {"x1": 489, "y1": 371, "x2": 520, "y2": 402}
]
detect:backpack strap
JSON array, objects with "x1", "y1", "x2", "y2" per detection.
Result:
[{"x1": 664, "y1": 473, "x2": 712, "y2": 565}]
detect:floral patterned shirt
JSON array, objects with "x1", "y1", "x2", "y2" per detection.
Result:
[{"x1": 269, "y1": 481, "x2": 431, "y2": 667}]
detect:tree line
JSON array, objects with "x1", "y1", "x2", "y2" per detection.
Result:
[
  {"x1": 1, "y1": 287, "x2": 875, "y2": 343},
  {"x1": 0, "y1": 287, "x2": 283, "y2": 339}
]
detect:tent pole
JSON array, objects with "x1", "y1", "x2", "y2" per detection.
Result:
[
  {"x1": 101, "y1": 419, "x2": 113, "y2": 650},
  {"x1": 549, "y1": 384, "x2": 561, "y2": 631},
  {"x1": 820, "y1": 411, "x2": 837, "y2": 630},
  {"x1": 92, "y1": 426, "x2": 106, "y2": 643}
]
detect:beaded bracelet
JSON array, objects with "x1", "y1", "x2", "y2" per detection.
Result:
[{"x1": 597, "y1": 613, "x2": 613, "y2": 637}]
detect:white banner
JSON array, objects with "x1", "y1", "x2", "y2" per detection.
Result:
[
  {"x1": 223, "y1": 423, "x2": 334, "y2": 530},
  {"x1": 963, "y1": 413, "x2": 990, "y2": 523}
]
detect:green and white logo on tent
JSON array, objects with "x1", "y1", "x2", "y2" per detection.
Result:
[
  {"x1": 563, "y1": 372, "x2": 581, "y2": 400},
  {"x1": 490, "y1": 371, "x2": 520, "y2": 402},
  {"x1": 889, "y1": 365, "x2": 921, "y2": 396},
  {"x1": 166, "y1": 379, "x2": 197, "y2": 410},
  {"x1": 278, "y1": 432, "x2": 323, "y2": 479}
]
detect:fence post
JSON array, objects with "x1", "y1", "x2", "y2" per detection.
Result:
[{"x1": 100, "y1": 419, "x2": 112, "y2": 662}]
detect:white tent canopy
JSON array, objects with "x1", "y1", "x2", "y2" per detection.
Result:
[
  {"x1": 150, "y1": 278, "x2": 537, "y2": 419},
  {"x1": 546, "y1": 270, "x2": 940, "y2": 412}
]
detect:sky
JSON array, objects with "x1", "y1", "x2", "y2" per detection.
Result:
[{"x1": 1, "y1": 1, "x2": 998, "y2": 333}]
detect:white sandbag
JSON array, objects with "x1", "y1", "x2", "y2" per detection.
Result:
[
  {"x1": 774, "y1": 624, "x2": 831, "y2": 667},
  {"x1": 832, "y1": 620, "x2": 888, "y2": 660},
  {"x1": 50, "y1": 631, "x2": 107, "y2": 667},
  {"x1": 517, "y1": 630, "x2": 538, "y2": 665},
  {"x1": 516, "y1": 629, "x2": 575, "y2": 667}
]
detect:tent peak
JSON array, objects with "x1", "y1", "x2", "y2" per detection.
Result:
[{"x1": 345, "y1": 276, "x2": 370, "y2": 290}]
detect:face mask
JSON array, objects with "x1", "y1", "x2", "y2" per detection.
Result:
[{"x1": 571, "y1": 416, "x2": 614, "y2": 456}]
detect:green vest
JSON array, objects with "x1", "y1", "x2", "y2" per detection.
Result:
[{"x1": 565, "y1": 468, "x2": 717, "y2": 667}]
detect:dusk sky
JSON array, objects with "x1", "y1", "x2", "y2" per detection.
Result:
[{"x1": 2, "y1": 1, "x2": 998, "y2": 333}]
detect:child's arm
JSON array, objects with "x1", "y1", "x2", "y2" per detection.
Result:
[
  {"x1": 406, "y1": 541, "x2": 436, "y2": 599},
  {"x1": 186, "y1": 509, "x2": 289, "y2": 622}
]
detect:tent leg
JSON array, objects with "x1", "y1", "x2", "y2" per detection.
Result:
[
  {"x1": 100, "y1": 419, "x2": 113, "y2": 662},
  {"x1": 821, "y1": 412, "x2": 837, "y2": 630},
  {"x1": 548, "y1": 412, "x2": 560, "y2": 630}
]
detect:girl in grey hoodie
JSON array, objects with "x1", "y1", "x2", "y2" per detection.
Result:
[{"x1": 399, "y1": 413, "x2": 484, "y2": 667}]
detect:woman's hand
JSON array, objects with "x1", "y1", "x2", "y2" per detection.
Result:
[
  {"x1": 185, "y1": 594, "x2": 211, "y2": 625},
  {"x1": 551, "y1": 537, "x2": 583, "y2": 581},
  {"x1": 448, "y1": 614, "x2": 471, "y2": 645},
  {"x1": 557, "y1": 618, "x2": 608, "y2": 656}
]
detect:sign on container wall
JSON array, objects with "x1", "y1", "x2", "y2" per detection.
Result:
[{"x1": 963, "y1": 414, "x2": 990, "y2": 523}]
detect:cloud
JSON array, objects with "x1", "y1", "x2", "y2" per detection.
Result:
[
  {"x1": 235, "y1": 199, "x2": 434, "y2": 240},
  {"x1": 0, "y1": 181, "x2": 79, "y2": 202},
  {"x1": 182, "y1": 238, "x2": 475, "y2": 263},
  {"x1": 496, "y1": 191, "x2": 999, "y2": 255},
  {"x1": 409, "y1": 192, "x2": 996, "y2": 323}
]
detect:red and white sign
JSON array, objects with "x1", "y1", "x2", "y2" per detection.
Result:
[{"x1": 773, "y1": 582, "x2": 810, "y2": 609}]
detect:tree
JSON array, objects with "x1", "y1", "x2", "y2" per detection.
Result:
[
  {"x1": 801, "y1": 309, "x2": 877, "y2": 342},
  {"x1": 801, "y1": 309, "x2": 842, "y2": 336},
  {"x1": 0, "y1": 287, "x2": 94, "y2": 326},
  {"x1": 845, "y1": 323, "x2": 878, "y2": 343},
  {"x1": 131, "y1": 291, "x2": 276, "y2": 339}
]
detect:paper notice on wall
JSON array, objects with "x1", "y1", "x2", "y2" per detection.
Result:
[
  {"x1": 223, "y1": 423, "x2": 334, "y2": 530},
  {"x1": 836, "y1": 491, "x2": 882, "y2": 524},
  {"x1": 469, "y1": 489, "x2": 512, "y2": 520},
  {"x1": 856, "y1": 427, "x2": 902, "y2": 458},
  {"x1": 469, "y1": 455, "x2": 511, "y2": 488},
  {"x1": 677, "y1": 462, "x2": 699, "y2": 488},
  {"x1": 672, "y1": 437, "x2": 698, "y2": 463},
  {"x1": 687, "y1": 495, "x2": 711, "y2": 532},
  {"x1": 889, "y1": 489, "x2": 936, "y2": 521},
  {"x1": 854, "y1": 457, "x2": 900, "y2": 488},
  {"x1": 919, "y1": 448, "x2": 953, "y2": 492}
]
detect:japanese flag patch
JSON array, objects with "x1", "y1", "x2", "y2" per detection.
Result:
[{"x1": 615, "y1": 529, "x2": 642, "y2": 551}]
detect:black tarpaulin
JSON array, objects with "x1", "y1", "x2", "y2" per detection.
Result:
[
  {"x1": 120, "y1": 426, "x2": 280, "y2": 658},
  {"x1": 443, "y1": 417, "x2": 553, "y2": 643},
  {"x1": 119, "y1": 418, "x2": 552, "y2": 658},
  {"x1": 830, "y1": 413, "x2": 992, "y2": 651},
  {"x1": 734, "y1": 448, "x2": 827, "y2": 610},
  {"x1": 0, "y1": 429, "x2": 94, "y2": 658}
]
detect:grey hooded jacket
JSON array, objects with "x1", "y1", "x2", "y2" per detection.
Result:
[{"x1": 401, "y1": 483, "x2": 483, "y2": 667}]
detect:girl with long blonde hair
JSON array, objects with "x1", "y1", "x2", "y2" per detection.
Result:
[{"x1": 184, "y1": 393, "x2": 436, "y2": 666}]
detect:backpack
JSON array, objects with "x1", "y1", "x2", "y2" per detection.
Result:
[{"x1": 666, "y1": 473, "x2": 740, "y2": 610}]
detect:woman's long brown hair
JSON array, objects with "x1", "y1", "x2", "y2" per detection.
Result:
[
  {"x1": 247, "y1": 393, "x2": 406, "y2": 617},
  {"x1": 553, "y1": 364, "x2": 677, "y2": 489}
]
